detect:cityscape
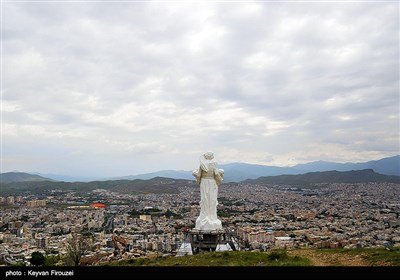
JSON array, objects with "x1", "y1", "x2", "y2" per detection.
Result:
[
  {"x1": 2, "y1": 0, "x2": 398, "y2": 274},
  {"x1": 1, "y1": 180, "x2": 399, "y2": 266}
]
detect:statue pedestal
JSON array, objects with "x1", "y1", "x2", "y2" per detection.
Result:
[{"x1": 188, "y1": 228, "x2": 227, "y2": 254}]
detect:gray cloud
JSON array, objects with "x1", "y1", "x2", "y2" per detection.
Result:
[{"x1": 2, "y1": 1, "x2": 399, "y2": 177}]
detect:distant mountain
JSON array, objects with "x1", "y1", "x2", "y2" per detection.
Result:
[
  {"x1": 35, "y1": 173, "x2": 102, "y2": 182},
  {"x1": 245, "y1": 169, "x2": 400, "y2": 187},
  {"x1": 2, "y1": 170, "x2": 398, "y2": 195},
  {"x1": 108, "y1": 170, "x2": 193, "y2": 181},
  {"x1": 0, "y1": 172, "x2": 54, "y2": 183},
  {"x1": 106, "y1": 163, "x2": 300, "y2": 183},
  {"x1": 294, "y1": 155, "x2": 400, "y2": 176},
  {"x1": 5, "y1": 155, "x2": 399, "y2": 184},
  {"x1": 106, "y1": 155, "x2": 399, "y2": 182},
  {"x1": 219, "y1": 163, "x2": 300, "y2": 182}
]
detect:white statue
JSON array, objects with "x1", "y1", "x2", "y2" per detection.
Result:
[{"x1": 192, "y1": 151, "x2": 224, "y2": 231}]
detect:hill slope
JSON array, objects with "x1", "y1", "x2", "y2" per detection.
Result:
[
  {"x1": 109, "y1": 250, "x2": 311, "y2": 266},
  {"x1": 105, "y1": 248, "x2": 400, "y2": 267},
  {"x1": 0, "y1": 172, "x2": 54, "y2": 183},
  {"x1": 0, "y1": 177, "x2": 196, "y2": 195}
]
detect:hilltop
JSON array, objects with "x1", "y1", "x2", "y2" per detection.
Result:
[
  {"x1": 105, "y1": 248, "x2": 400, "y2": 267},
  {"x1": 0, "y1": 176, "x2": 196, "y2": 195},
  {"x1": 0, "y1": 172, "x2": 54, "y2": 183},
  {"x1": 108, "y1": 250, "x2": 311, "y2": 266}
]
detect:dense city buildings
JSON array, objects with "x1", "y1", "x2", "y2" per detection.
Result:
[{"x1": 0, "y1": 182, "x2": 399, "y2": 265}]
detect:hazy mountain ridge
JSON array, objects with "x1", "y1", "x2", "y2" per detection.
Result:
[
  {"x1": 106, "y1": 164, "x2": 300, "y2": 182},
  {"x1": 34, "y1": 173, "x2": 100, "y2": 182},
  {"x1": 106, "y1": 155, "x2": 400, "y2": 182},
  {"x1": 107, "y1": 170, "x2": 194, "y2": 181},
  {"x1": 1, "y1": 169, "x2": 399, "y2": 195},
  {"x1": 219, "y1": 163, "x2": 300, "y2": 182},
  {"x1": 293, "y1": 155, "x2": 400, "y2": 176},
  {"x1": 245, "y1": 169, "x2": 400, "y2": 187},
  {"x1": 2, "y1": 155, "x2": 398, "y2": 183}
]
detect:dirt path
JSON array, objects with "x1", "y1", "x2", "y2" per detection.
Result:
[{"x1": 288, "y1": 249, "x2": 371, "y2": 266}]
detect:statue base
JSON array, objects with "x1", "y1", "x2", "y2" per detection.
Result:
[{"x1": 188, "y1": 228, "x2": 228, "y2": 254}]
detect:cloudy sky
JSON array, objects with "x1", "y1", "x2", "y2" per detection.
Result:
[{"x1": 2, "y1": 1, "x2": 399, "y2": 177}]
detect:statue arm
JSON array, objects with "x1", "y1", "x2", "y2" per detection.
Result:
[
  {"x1": 192, "y1": 168, "x2": 201, "y2": 185},
  {"x1": 214, "y1": 168, "x2": 224, "y2": 186}
]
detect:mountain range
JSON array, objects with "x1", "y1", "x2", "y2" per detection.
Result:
[
  {"x1": 1, "y1": 155, "x2": 399, "y2": 183},
  {"x1": 104, "y1": 155, "x2": 400, "y2": 183},
  {"x1": 245, "y1": 169, "x2": 400, "y2": 187},
  {"x1": 1, "y1": 169, "x2": 398, "y2": 195}
]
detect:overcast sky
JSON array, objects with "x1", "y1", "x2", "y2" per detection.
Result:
[{"x1": 2, "y1": 1, "x2": 399, "y2": 177}]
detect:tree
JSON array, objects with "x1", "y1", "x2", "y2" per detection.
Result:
[
  {"x1": 30, "y1": 252, "x2": 45, "y2": 266},
  {"x1": 44, "y1": 255, "x2": 61, "y2": 266},
  {"x1": 65, "y1": 233, "x2": 91, "y2": 266}
]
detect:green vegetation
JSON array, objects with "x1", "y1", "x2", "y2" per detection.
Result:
[
  {"x1": 363, "y1": 247, "x2": 400, "y2": 266},
  {"x1": 105, "y1": 248, "x2": 400, "y2": 267},
  {"x1": 11, "y1": 262, "x2": 26, "y2": 267},
  {"x1": 109, "y1": 250, "x2": 312, "y2": 266},
  {"x1": 318, "y1": 247, "x2": 400, "y2": 266},
  {"x1": 44, "y1": 255, "x2": 61, "y2": 266},
  {"x1": 0, "y1": 177, "x2": 194, "y2": 195},
  {"x1": 30, "y1": 252, "x2": 45, "y2": 266},
  {"x1": 65, "y1": 233, "x2": 92, "y2": 266}
]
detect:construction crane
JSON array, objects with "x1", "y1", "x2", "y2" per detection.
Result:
[{"x1": 112, "y1": 235, "x2": 129, "y2": 257}]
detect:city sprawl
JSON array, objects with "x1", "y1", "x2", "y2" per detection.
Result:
[{"x1": 1, "y1": 182, "x2": 399, "y2": 265}]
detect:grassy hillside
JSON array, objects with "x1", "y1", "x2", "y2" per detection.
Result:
[
  {"x1": 106, "y1": 248, "x2": 400, "y2": 267},
  {"x1": 108, "y1": 251, "x2": 311, "y2": 266},
  {"x1": 317, "y1": 248, "x2": 400, "y2": 266}
]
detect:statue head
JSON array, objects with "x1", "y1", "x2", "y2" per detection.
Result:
[
  {"x1": 204, "y1": 151, "x2": 214, "y2": 160},
  {"x1": 200, "y1": 151, "x2": 215, "y2": 172}
]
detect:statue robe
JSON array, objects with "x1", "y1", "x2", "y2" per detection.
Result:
[{"x1": 193, "y1": 161, "x2": 224, "y2": 231}]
